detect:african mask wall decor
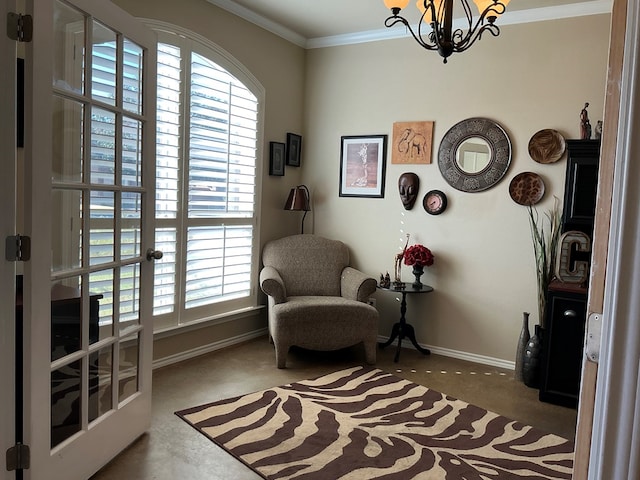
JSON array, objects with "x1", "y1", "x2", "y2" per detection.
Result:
[{"x1": 398, "y1": 172, "x2": 419, "y2": 210}]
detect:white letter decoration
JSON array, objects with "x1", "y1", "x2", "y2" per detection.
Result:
[{"x1": 556, "y1": 231, "x2": 591, "y2": 284}]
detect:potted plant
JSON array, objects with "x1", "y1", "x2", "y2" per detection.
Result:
[
  {"x1": 522, "y1": 197, "x2": 561, "y2": 387},
  {"x1": 528, "y1": 197, "x2": 561, "y2": 330}
]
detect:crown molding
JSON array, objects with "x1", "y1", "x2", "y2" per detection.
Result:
[
  {"x1": 206, "y1": 0, "x2": 307, "y2": 47},
  {"x1": 206, "y1": 0, "x2": 612, "y2": 50}
]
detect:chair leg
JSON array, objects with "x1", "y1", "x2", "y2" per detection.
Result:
[
  {"x1": 364, "y1": 340, "x2": 377, "y2": 365},
  {"x1": 275, "y1": 342, "x2": 288, "y2": 369}
]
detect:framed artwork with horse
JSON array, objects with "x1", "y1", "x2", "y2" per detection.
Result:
[{"x1": 391, "y1": 121, "x2": 434, "y2": 164}]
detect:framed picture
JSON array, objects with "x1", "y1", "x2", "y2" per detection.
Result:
[
  {"x1": 391, "y1": 121, "x2": 434, "y2": 164},
  {"x1": 286, "y1": 133, "x2": 302, "y2": 167},
  {"x1": 339, "y1": 135, "x2": 387, "y2": 198},
  {"x1": 269, "y1": 142, "x2": 285, "y2": 176}
]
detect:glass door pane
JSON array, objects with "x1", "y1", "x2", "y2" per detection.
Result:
[{"x1": 47, "y1": 0, "x2": 151, "y2": 450}]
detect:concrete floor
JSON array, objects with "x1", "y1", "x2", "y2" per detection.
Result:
[{"x1": 91, "y1": 337, "x2": 577, "y2": 479}]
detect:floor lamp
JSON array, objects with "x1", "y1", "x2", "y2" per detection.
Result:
[{"x1": 283, "y1": 185, "x2": 311, "y2": 234}]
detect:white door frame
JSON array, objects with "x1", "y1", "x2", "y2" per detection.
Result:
[
  {"x1": 589, "y1": 1, "x2": 640, "y2": 478},
  {"x1": 1, "y1": 0, "x2": 17, "y2": 479}
]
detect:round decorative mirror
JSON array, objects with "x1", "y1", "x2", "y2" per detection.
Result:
[{"x1": 438, "y1": 118, "x2": 512, "y2": 193}]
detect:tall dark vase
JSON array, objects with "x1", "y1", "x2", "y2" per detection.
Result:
[
  {"x1": 515, "y1": 312, "x2": 530, "y2": 382},
  {"x1": 412, "y1": 265, "x2": 424, "y2": 288},
  {"x1": 523, "y1": 325, "x2": 543, "y2": 388}
]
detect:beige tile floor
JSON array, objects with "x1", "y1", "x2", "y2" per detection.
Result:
[{"x1": 91, "y1": 337, "x2": 577, "y2": 479}]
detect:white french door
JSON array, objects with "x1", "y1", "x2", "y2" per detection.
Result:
[
  {"x1": 1, "y1": 1, "x2": 17, "y2": 479},
  {"x1": 22, "y1": 0, "x2": 157, "y2": 479}
]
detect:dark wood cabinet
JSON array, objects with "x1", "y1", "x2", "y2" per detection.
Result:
[
  {"x1": 538, "y1": 139, "x2": 600, "y2": 408},
  {"x1": 539, "y1": 283, "x2": 587, "y2": 408},
  {"x1": 561, "y1": 139, "x2": 601, "y2": 236}
]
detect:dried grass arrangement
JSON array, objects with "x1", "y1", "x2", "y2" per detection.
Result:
[{"x1": 528, "y1": 197, "x2": 562, "y2": 329}]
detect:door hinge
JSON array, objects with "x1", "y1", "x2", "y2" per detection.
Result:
[
  {"x1": 6, "y1": 443, "x2": 30, "y2": 471},
  {"x1": 5, "y1": 235, "x2": 31, "y2": 261},
  {"x1": 585, "y1": 312, "x2": 602, "y2": 364},
  {"x1": 6, "y1": 12, "x2": 33, "y2": 42}
]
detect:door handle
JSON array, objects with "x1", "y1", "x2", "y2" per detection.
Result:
[{"x1": 146, "y1": 248, "x2": 163, "y2": 261}]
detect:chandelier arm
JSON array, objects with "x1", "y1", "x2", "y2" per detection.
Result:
[
  {"x1": 460, "y1": 0, "x2": 474, "y2": 27},
  {"x1": 452, "y1": 23, "x2": 500, "y2": 52},
  {"x1": 459, "y1": 24, "x2": 501, "y2": 51},
  {"x1": 484, "y1": 1, "x2": 507, "y2": 19},
  {"x1": 417, "y1": 20, "x2": 439, "y2": 50},
  {"x1": 385, "y1": 14, "x2": 439, "y2": 51},
  {"x1": 450, "y1": 0, "x2": 506, "y2": 52}
]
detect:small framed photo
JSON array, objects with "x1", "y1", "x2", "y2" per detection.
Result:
[
  {"x1": 339, "y1": 135, "x2": 387, "y2": 198},
  {"x1": 269, "y1": 142, "x2": 285, "y2": 176},
  {"x1": 286, "y1": 133, "x2": 302, "y2": 167}
]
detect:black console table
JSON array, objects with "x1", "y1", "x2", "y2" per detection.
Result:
[{"x1": 377, "y1": 284, "x2": 434, "y2": 362}]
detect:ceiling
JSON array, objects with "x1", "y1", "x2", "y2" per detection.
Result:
[{"x1": 205, "y1": 0, "x2": 607, "y2": 47}]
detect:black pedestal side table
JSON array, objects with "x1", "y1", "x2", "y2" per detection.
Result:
[{"x1": 377, "y1": 284, "x2": 434, "y2": 362}]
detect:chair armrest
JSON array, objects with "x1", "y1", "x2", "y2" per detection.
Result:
[
  {"x1": 260, "y1": 266, "x2": 287, "y2": 304},
  {"x1": 341, "y1": 267, "x2": 377, "y2": 302}
]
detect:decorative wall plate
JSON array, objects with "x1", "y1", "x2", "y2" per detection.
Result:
[
  {"x1": 509, "y1": 172, "x2": 545, "y2": 205},
  {"x1": 528, "y1": 129, "x2": 566, "y2": 164}
]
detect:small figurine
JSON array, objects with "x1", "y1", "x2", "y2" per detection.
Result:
[
  {"x1": 379, "y1": 272, "x2": 391, "y2": 289},
  {"x1": 394, "y1": 234, "x2": 410, "y2": 287},
  {"x1": 595, "y1": 120, "x2": 603, "y2": 139}
]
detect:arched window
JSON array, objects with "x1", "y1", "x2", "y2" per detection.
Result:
[{"x1": 150, "y1": 24, "x2": 264, "y2": 330}]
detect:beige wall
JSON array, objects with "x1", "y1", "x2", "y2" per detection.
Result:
[
  {"x1": 303, "y1": 15, "x2": 610, "y2": 364},
  {"x1": 114, "y1": 0, "x2": 610, "y2": 366}
]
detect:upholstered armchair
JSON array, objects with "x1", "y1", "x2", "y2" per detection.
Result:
[{"x1": 260, "y1": 234, "x2": 379, "y2": 368}]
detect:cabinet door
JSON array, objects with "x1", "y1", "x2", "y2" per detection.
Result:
[
  {"x1": 562, "y1": 140, "x2": 600, "y2": 233},
  {"x1": 539, "y1": 290, "x2": 587, "y2": 408}
]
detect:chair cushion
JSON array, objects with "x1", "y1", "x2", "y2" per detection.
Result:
[
  {"x1": 262, "y1": 235, "x2": 349, "y2": 297},
  {"x1": 271, "y1": 295, "x2": 378, "y2": 350}
]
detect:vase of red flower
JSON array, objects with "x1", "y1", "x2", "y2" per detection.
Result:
[
  {"x1": 403, "y1": 244, "x2": 434, "y2": 289},
  {"x1": 411, "y1": 265, "x2": 424, "y2": 288}
]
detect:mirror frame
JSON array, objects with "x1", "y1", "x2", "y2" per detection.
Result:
[{"x1": 438, "y1": 117, "x2": 512, "y2": 193}]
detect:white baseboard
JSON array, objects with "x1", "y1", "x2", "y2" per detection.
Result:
[
  {"x1": 377, "y1": 335, "x2": 515, "y2": 371},
  {"x1": 153, "y1": 329, "x2": 514, "y2": 371},
  {"x1": 152, "y1": 327, "x2": 268, "y2": 370}
]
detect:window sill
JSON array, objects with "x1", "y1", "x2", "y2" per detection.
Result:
[{"x1": 153, "y1": 305, "x2": 265, "y2": 340}]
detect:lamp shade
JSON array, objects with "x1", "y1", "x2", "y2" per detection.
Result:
[
  {"x1": 283, "y1": 185, "x2": 310, "y2": 211},
  {"x1": 472, "y1": 0, "x2": 509, "y2": 17},
  {"x1": 384, "y1": 0, "x2": 410, "y2": 10}
]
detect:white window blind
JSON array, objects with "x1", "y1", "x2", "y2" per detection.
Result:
[
  {"x1": 86, "y1": 37, "x2": 145, "y2": 325},
  {"x1": 153, "y1": 37, "x2": 259, "y2": 327}
]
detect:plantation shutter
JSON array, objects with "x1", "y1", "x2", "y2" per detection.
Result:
[
  {"x1": 153, "y1": 40, "x2": 258, "y2": 325},
  {"x1": 87, "y1": 37, "x2": 145, "y2": 323}
]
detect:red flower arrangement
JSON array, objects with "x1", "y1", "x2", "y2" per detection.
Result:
[{"x1": 403, "y1": 244, "x2": 434, "y2": 267}]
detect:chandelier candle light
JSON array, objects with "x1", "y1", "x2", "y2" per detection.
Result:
[{"x1": 383, "y1": 0, "x2": 510, "y2": 63}]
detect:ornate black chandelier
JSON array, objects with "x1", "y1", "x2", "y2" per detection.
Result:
[{"x1": 383, "y1": 0, "x2": 510, "y2": 63}]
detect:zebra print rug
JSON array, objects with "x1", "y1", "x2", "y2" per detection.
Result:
[{"x1": 176, "y1": 366, "x2": 573, "y2": 479}]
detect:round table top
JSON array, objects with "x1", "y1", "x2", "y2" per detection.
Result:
[{"x1": 377, "y1": 283, "x2": 434, "y2": 294}]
